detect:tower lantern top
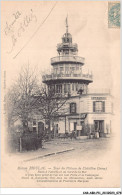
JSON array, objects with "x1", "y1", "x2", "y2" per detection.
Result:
[
  {"x1": 57, "y1": 17, "x2": 78, "y2": 55},
  {"x1": 62, "y1": 16, "x2": 72, "y2": 44}
]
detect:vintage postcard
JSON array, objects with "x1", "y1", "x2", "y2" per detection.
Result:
[{"x1": 1, "y1": 1, "x2": 121, "y2": 189}]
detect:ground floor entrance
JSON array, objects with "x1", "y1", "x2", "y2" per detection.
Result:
[
  {"x1": 94, "y1": 120, "x2": 104, "y2": 137},
  {"x1": 70, "y1": 121, "x2": 86, "y2": 136}
]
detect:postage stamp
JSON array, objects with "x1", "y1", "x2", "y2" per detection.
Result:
[{"x1": 108, "y1": 2, "x2": 120, "y2": 28}]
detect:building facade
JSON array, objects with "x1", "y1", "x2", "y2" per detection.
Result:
[{"x1": 41, "y1": 21, "x2": 113, "y2": 137}]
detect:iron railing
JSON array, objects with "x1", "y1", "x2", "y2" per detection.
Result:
[
  {"x1": 42, "y1": 72, "x2": 93, "y2": 82},
  {"x1": 51, "y1": 56, "x2": 85, "y2": 64}
]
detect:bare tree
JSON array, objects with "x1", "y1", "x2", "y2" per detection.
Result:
[
  {"x1": 33, "y1": 84, "x2": 69, "y2": 137},
  {"x1": 6, "y1": 65, "x2": 40, "y2": 133},
  {"x1": 7, "y1": 66, "x2": 69, "y2": 137}
]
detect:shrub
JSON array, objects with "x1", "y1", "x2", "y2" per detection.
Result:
[{"x1": 7, "y1": 131, "x2": 42, "y2": 152}]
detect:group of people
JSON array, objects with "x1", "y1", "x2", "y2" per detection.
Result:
[{"x1": 58, "y1": 131, "x2": 77, "y2": 139}]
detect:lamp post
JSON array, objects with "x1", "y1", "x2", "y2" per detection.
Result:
[{"x1": 77, "y1": 88, "x2": 84, "y2": 136}]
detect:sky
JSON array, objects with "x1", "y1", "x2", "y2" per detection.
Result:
[{"x1": 1, "y1": 1, "x2": 120, "y2": 94}]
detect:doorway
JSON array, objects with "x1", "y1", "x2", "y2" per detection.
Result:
[
  {"x1": 94, "y1": 120, "x2": 104, "y2": 135},
  {"x1": 80, "y1": 121, "x2": 86, "y2": 136}
]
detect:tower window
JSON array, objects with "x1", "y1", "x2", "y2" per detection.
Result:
[
  {"x1": 64, "y1": 84, "x2": 70, "y2": 93},
  {"x1": 49, "y1": 85, "x2": 55, "y2": 93},
  {"x1": 70, "y1": 103, "x2": 76, "y2": 114},
  {"x1": 60, "y1": 67, "x2": 63, "y2": 73},
  {"x1": 76, "y1": 83, "x2": 78, "y2": 91},
  {"x1": 56, "y1": 84, "x2": 62, "y2": 93},
  {"x1": 72, "y1": 83, "x2": 74, "y2": 91},
  {"x1": 64, "y1": 84, "x2": 67, "y2": 93},
  {"x1": 76, "y1": 65, "x2": 79, "y2": 70},
  {"x1": 54, "y1": 67, "x2": 58, "y2": 74},
  {"x1": 65, "y1": 65, "x2": 69, "y2": 74},
  {"x1": 70, "y1": 66, "x2": 75, "y2": 71}
]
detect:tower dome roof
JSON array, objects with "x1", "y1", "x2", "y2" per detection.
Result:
[
  {"x1": 62, "y1": 32, "x2": 72, "y2": 44},
  {"x1": 63, "y1": 32, "x2": 72, "y2": 38}
]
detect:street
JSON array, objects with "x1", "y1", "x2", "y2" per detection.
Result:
[
  {"x1": 3, "y1": 136, "x2": 119, "y2": 188},
  {"x1": 24, "y1": 137, "x2": 113, "y2": 166}
]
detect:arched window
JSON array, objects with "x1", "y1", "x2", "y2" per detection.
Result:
[{"x1": 70, "y1": 102, "x2": 76, "y2": 114}]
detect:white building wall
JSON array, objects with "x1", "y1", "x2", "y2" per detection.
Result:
[
  {"x1": 105, "y1": 96, "x2": 113, "y2": 113},
  {"x1": 87, "y1": 113, "x2": 112, "y2": 134},
  {"x1": 58, "y1": 119, "x2": 65, "y2": 133},
  {"x1": 80, "y1": 96, "x2": 88, "y2": 113},
  {"x1": 51, "y1": 93, "x2": 112, "y2": 135}
]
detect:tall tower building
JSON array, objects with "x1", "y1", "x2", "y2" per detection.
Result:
[
  {"x1": 10, "y1": 19, "x2": 112, "y2": 139},
  {"x1": 42, "y1": 19, "x2": 112, "y2": 137},
  {"x1": 43, "y1": 18, "x2": 93, "y2": 97}
]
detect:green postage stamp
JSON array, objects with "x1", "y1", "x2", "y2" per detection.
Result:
[{"x1": 108, "y1": 2, "x2": 120, "y2": 28}]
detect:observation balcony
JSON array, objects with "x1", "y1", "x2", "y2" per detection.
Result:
[
  {"x1": 51, "y1": 56, "x2": 85, "y2": 65},
  {"x1": 42, "y1": 72, "x2": 93, "y2": 83},
  {"x1": 57, "y1": 43, "x2": 78, "y2": 53}
]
